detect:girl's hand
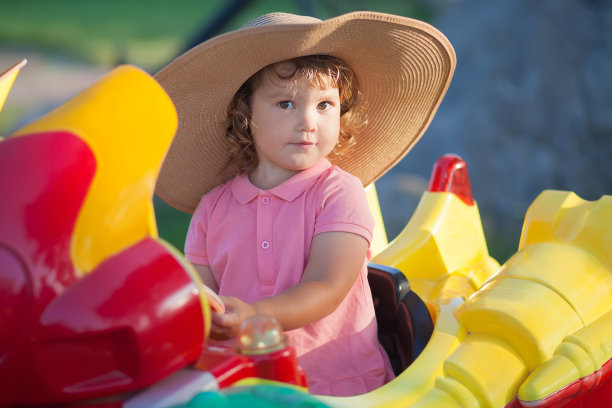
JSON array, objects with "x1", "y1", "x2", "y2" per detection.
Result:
[{"x1": 209, "y1": 296, "x2": 256, "y2": 340}]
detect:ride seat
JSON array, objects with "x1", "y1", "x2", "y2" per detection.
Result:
[{"x1": 368, "y1": 263, "x2": 434, "y2": 376}]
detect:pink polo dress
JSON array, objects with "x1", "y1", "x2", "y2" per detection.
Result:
[{"x1": 185, "y1": 159, "x2": 394, "y2": 396}]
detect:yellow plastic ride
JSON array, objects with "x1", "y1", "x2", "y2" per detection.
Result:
[{"x1": 0, "y1": 62, "x2": 610, "y2": 408}]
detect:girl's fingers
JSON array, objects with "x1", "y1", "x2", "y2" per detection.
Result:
[
  {"x1": 202, "y1": 284, "x2": 225, "y2": 313},
  {"x1": 207, "y1": 297, "x2": 256, "y2": 341},
  {"x1": 210, "y1": 314, "x2": 236, "y2": 340},
  {"x1": 212, "y1": 310, "x2": 239, "y2": 327}
]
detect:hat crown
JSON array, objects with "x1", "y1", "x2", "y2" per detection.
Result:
[{"x1": 241, "y1": 12, "x2": 321, "y2": 29}]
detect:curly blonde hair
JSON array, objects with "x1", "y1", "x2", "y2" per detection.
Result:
[{"x1": 225, "y1": 55, "x2": 364, "y2": 172}]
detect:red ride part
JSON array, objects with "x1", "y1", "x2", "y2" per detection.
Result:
[
  {"x1": 35, "y1": 237, "x2": 206, "y2": 403},
  {"x1": 427, "y1": 154, "x2": 474, "y2": 205},
  {"x1": 0, "y1": 132, "x2": 206, "y2": 405},
  {"x1": 196, "y1": 345, "x2": 307, "y2": 389},
  {"x1": 0, "y1": 132, "x2": 95, "y2": 403}
]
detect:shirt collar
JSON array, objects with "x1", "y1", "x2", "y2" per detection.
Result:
[{"x1": 231, "y1": 159, "x2": 332, "y2": 204}]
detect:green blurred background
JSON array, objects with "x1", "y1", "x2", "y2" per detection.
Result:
[{"x1": 0, "y1": 0, "x2": 430, "y2": 68}]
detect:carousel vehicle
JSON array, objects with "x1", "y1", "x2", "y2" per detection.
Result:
[{"x1": 0, "y1": 61, "x2": 610, "y2": 408}]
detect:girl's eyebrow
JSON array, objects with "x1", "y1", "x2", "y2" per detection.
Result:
[
  {"x1": 260, "y1": 82, "x2": 339, "y2": 99},
  {"x1": 258, "y1": 80, "x2": 294, "y2": 95},
  {"x1": 315, "y1": 88, "x2": 341, "y2": 100},
  {"x1": 264, "y1": 87, "x2": 297, "y2": 100}
]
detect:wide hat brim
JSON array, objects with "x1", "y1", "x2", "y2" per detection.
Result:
[{"x1": 155, "y1": 11, "x2": 456, "y2": 213}]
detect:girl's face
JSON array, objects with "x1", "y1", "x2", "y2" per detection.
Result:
[{"x1": 248, "y1": 66, "x2": 341, "y2": 188}]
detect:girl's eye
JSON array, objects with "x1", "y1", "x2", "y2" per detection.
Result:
[
  {"x1": 318, "y1": 101, "x2": 332, "y2": 110},
  {"x1": 278, "y1": 101, "x2": 294, "y2": 109}
]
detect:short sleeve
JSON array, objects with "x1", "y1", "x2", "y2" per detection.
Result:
[
  {"x1": 184, "y1": 195, "x2": 210, "y2": 265},
  {"x1": 313, "y1": 169, "x2": 374, "y2": 244}
]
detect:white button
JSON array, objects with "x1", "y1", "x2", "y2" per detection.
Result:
[
  {"x1": 262, "y1": 197, "x2": 270, "y2": 204},
  {"x1": 261, "y1": 241, "x2": 270, "y2": 249}
]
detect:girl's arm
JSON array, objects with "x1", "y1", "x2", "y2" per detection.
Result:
[
  {"x1": 213, "y1": 230, "x2": 368, "y2": 337},
  {"x1": 193, "y1": 264, "x2": 219, "y2": 293}
]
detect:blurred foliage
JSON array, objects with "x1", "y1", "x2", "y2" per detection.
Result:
[
  {"x1": 0, "y1": 0, "x2": 431, "y2": 253},
  {"x1": 0, "y1": 0, "x2": 222, "y2": 69}
]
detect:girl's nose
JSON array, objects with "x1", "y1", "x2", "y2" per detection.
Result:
[{"x1": 297, "y1": 107, "x2": 316, "y2": 132}]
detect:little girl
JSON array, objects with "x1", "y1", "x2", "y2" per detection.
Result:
[{"x1": 155, "y1": 12, "x2": 455, "y2": 396}]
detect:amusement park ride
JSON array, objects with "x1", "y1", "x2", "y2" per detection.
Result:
[{"x1": 0, "y1": 60, "x2": 610, "y2": 408}]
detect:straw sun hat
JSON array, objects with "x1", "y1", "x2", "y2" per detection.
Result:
[{"x1": 155, "y1": 11, "x2": 456, "y2": 213}]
